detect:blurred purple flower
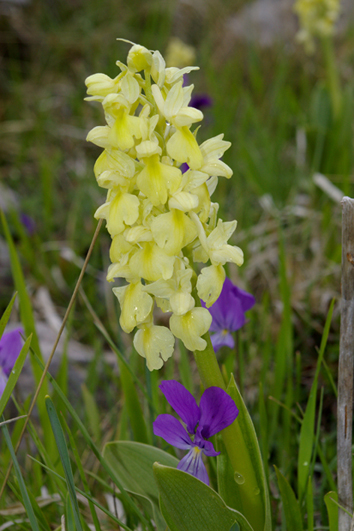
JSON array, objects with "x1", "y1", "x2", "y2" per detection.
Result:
[
  {"x1": 20, "y1": 214, "x2": 36, "y2": 236},
  {"x1": 183, "y1": 73, "x2": 213, "y2": 112},
  {"x1": 0, "y1": 327, "x2": 24, "y2": 396},
  {"x1": 206, "y1": 277, "x2": 256, "y2": 352},
  {"x1": 190, "y1": 93, "x2": 213, "y2": 111},
  {"x1": 153, "y1": 380, "x2": 238, "y2": 485}
]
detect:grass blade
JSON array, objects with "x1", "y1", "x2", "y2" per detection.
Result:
[
  {"x1": 324, "y1": 492, "x2": 338, "y2": 531},
  {"x1": 0, "y1": 292, "x2": 17, "y2": 340},
  {"x1": 45, "y1": 396, "x2": 84, "y2": 531},
  {"x1": 275, "y1": 466, "x2": 303, "y2": 531},
  {"x1": 297, "y1": 299, "x2": 335, "y2": 501}
]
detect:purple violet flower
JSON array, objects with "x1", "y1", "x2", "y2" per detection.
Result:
[
  {"x1": 153, "y1": 380, "x2": 239, "y2": 485},
  {"x1": 0, "y1": 327, "x2": 24, "y2": 396},
  {"x1": 205, "y1": 277, "x2": 256, "y2": 352}
]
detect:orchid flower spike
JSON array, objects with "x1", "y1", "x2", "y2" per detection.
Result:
[
  {"x1": 153, "y1": 380, "x2": 239, "y2": 485},
  {"x1": 294, "y1": 0, "x2": 341, "y2": 53},
  {"x1": 86, "y1": 42, "x2": 244, "y2": 370}
]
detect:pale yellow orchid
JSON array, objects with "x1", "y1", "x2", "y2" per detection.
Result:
[{"x1": 86, "y1": 41, "x2": 244, "y2": 370}]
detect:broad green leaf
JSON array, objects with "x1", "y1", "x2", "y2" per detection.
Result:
[
  {"x1": 275, "y1": 466, "x2": 303, "y2": 531},
  {"x1": 0, "y1": 334, "x2": 32, "y2": 417},
  {"x1": 217, "y1": 436, "x2": 241, "y2": 512},
  {"x1": 324, "y1": 492, "x2": 338, "y2": 531},
  {"x1": 130, "y1": 490, "x2": 168, "y2": 531},
  {"x1": 153, "y1": 463, "x2": 254, "y2": 531},
  {"x1": 0, "y1": 292, "x2": 17, "y2": 340},
  {"x1": 103, "y1": 440, "x2": 179, "y2": 500},
  {"x1": 1, "y1": 415, "x2": 40, "y2": 531},
  {"x1": 222, "y1": 375, "x2": 272, "y2": 531},
  {"x1": 297, "y1": 298, "x2": 334, "y2": 501},
  {"x1": 45, "y1": 396, "x2": 84, "y2": 531}
]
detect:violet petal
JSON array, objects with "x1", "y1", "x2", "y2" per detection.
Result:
[
  {"x1": 159, "y1": 380, "x2": 200, "y2": 434},
  {"x1": 234, "y1": 285, "x2": 256, "y2": 312},
  {"x1": 177, "y1": 447, "x2": 209, "y2": 485},
  {"x1": 198, "y1": 387, "x2": 239, "y2": 439},
  {"x1": 153, "y1": 414, "x2": 193, "y2": 450},
  {"x1": 208, "y1": 277, "x2": 255, "y2": 334},
  {"x1": 0, "y1": 328, "x2": 24, "y2": 376}
]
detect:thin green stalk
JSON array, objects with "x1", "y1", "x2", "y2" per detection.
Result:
[{"x1": 321, "y1": 36, "x2": 342, "y2": 120}]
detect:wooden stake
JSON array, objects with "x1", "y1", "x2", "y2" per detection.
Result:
[{"x1": 338, "y1": 197, "x2": 354, "y2": 530}]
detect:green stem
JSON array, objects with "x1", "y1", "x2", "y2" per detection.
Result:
[
  {"x1": 321, "y1": 35, "x2": 341, "y2": 120},
  {"x1": 192, "y1": 308, "x2": 265, "y2": 531}
]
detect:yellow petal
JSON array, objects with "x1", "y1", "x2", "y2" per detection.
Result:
[
  {"x1": 129, "y1": 242, "x2": 175, "y2": 281},
  {"x1": 105, "y1": 191, "x2": 140, "y2": 237},
  {"x1": 121, "y1": 73, "x2": 140, "y2": 104},
  {"x1": 137, "y1": 155, "x2": 181, "y2": 206},
  {"x1": 170, "y1": 307, "x2": 212, "y2": 351},
  {"x1": 168, "y1": 191, "x2": 199, "y2": 212},
  {"x1": 167, "y1": 126, "x2": 203, "y2": 170},
  {"x1": 151, "y1": 209, "x2": 197, "y2": 256},
  {"x1": 210, "y1": 245, "x2": 244, "y2": 267},
  {"x1": 85, "y1": 73, "x2": 119, "y2": 98},
  {"x1": 109, "y1": 234, "x2": 133, "y2": 262},
  {"x1": 173, "y1": 107, "x2": 203, "y2": 127},
  {"x1": 127, "y1": 44, "x2": 152, "y2": 73},
  {"x1": 86, "y1": 126, "x2": 110, "y2": 148},
  {"x1": 134, "y1": 324, "x2": 175, "y2": 371},
  {"x1": 108, "y1": 111, "x2": 142, "y2": 151},
  {"x1": 169, "y1": 291, "x2": 195, "y2": 315},
  {"x1": 197, "y1": 265, "x2": 225, "y2": 307},
  {"x1": 113, "y1": 282, "x2": 153, "y2": 333}
]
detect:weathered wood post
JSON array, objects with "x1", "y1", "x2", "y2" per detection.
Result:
[{"x1": 338, "y1": 197, "x2": 354, "y2": 530}]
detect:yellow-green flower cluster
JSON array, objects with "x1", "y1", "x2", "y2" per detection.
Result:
[
  {"x1": 294, "y1": 0, "x2": 341, "y2": 53},
  {"x1": 85, "y1": 42, "x2": 243, "y2": 370}
]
